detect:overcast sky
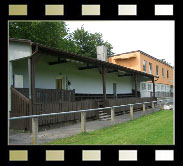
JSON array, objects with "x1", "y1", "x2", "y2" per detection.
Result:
[{"x1": 64, "y1": 21, "x2": 174, "y2": 66}]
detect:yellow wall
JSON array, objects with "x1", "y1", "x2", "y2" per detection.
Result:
[
  {"x1": 108, "y1": 52, "x2": 141, "y2": 71},
  {"x1": 107, "y1": 51, "x2": 174, "y2": 86},
  {"x1": 140, "y1": 53, "x2": 174, "y2": 86}
]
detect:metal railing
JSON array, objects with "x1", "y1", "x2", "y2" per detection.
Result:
[{"x1": 9, "y1": 99, "x2": 172, "y2": 144}]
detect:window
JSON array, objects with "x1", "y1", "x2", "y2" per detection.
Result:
[
  {"x1": 156, "y1": 65, "x2": 159, "y2": 76},
  {"x1": 149, "y1": 63, "x2": 152, "y2": 74},
  {"x1": 142, "y1": 83, "x2": 146, "y2": 91},
  {"x1": 143, "y1": 60, "x2": 146, "y2": 72},
  {"x1": 162, "y1": 68, "x2": 164, "y2": 77},
  {"x1": 161, "y1": 85, "x2": 165, "y2": 91},
  {"x1": 148, "y1": 84, "x2": 152, "y2": 91},
  {"x1": 167, "y1": 70, "x2": 169, "y2": 78},
  {"x1": 156, "y1": 84, "x2": 160, "y2": 92}
]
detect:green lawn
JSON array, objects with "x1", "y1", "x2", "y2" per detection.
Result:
[{"x1": 44, "y1": 110, "x2": 174, "y2": 145}]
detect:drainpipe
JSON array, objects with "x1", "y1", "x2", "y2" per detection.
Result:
[{"x1": 28, "y1": 45, "x2": 38, "y2": 131}]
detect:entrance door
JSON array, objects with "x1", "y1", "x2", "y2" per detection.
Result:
[
  {"x1": 113, "y1": 83, "x2": 117, "y2": 98},
  {"x1": 56, "y1": 78, "x2": 63, "y2": 90}
]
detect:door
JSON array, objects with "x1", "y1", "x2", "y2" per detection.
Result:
[
  {"x1": 56, "y1": 78, "x2": 63, "y2": 90},
  {"x1": 113, "y1": 83, "x2": 117, "y2": 98},
  {"x1": 14, "y1": 74, "x2": 23, "y2": 88}
]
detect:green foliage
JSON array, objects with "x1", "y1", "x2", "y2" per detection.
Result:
[
  {"x1": 9, "y1": 21, "x2": 114, "y2": 58},
  {"x1": 44, "y1": 110, "x2": 173, "y2": 145},
  {"x1": 9, "y1": 22, "x2": 68, "y2": 48},
  {"x1": 72, "y1": 26, "x2": 114, "y2": 58}
]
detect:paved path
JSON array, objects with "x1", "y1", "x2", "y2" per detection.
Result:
[{"x1": 9, "y1": 108, "x2": 160, "y2": 145}]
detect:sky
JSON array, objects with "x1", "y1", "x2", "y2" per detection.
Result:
[{"x1": 64, "y1": 21, "x2": 174, "y2": 66}]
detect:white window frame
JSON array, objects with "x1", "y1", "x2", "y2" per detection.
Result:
[
  {"x1": 149, "y1": 62, "x2": 152, "y2": 74},
  {"x1": 162, "y1": 68, "x2": 165, "y2": 77},
  {"x1": 156, "y1": 65, "x2": 159, "y2": 76},
  {"x1": 141, "y1": 82, "x2": 147, "y2": 91},
  {"x1": 143, "y1": 60, "x2": 146, "y2": 73},
  {"x1": 148, "y1": 83, "x2": 152, "y2": 91}
]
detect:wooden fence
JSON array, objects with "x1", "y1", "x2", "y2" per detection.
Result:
[
  {"x1": 16, "y1": 88, "x2": 75, "y2": 102},
  {"x1": 32, "y1": 100, "x2": 98, "y2": 127},
  {"x1": 103, "y1": 97, "x2": 156, "y2": 115},
  {"x1": 10, "y1": 88, "x2": 98, "y2": 131},
  {"x1": 75, "y1": 93, "x2": 135, "y2": 101},
  {"x1": 10, "y1": 87, "x2": 31, "y2": 130}
]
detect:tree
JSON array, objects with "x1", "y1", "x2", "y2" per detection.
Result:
[
  {"x1": 71, "y1": 26, "x2": 114, "y2": 58},
  {"x1": 9, "y1": 22, "x2": 114, "y2": 58},
  {"x1": 9, "y1": 22, "x2": 68, "y2": 48}
]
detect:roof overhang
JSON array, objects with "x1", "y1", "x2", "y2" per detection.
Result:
[{"x1": 9, "y1": 38, "x2": 156, "y2": 80}]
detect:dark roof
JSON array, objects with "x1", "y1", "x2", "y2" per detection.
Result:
[
  {"x1": 9, "y1": 38, "x2": 156, "y2": 79},
  {"x1": 110, "y1": 50, "x2": 174, "y2": 69}
]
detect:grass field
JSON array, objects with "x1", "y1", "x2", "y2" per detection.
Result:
[{"x1": 44, "y1": 110, "x2": 173, "y2": 145}]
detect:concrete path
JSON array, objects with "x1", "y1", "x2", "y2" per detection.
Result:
[{"x1": 9, "y1": 108, "x2": 159, "y2": 145}]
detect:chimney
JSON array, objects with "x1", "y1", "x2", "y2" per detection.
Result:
[{"x1": 97, "y1": 45, "x2": 107, "y2": 61}]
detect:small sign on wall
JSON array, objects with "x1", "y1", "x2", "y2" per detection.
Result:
[{"x1": 14, "y1": 74, "x2": 24, "y2": 88}]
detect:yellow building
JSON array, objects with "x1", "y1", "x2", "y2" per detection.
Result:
[{"x1": 108, "y1": 50, "x2": 174, "y2": 97}]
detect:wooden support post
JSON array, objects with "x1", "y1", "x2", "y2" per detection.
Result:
[
  {"x1": 159, "y1": 101, "x2": 162, "y2": 110},
  {"x1": 143, "y1": 103, "x2": 146, "y2": 115},
  {"x1": 31, "y1": 56, "x2": 36, "y2": 105},
  {"x1": 28, "y1": 56, "x2": 36, "y2": 115},
  {"x1": 32, "y1": 118, "x2": 38, "y2": 145},
  {"x1": 111, "y1": 107, "x2": 115, "y2": 126},
  {"x1": 130, "y1": 105, "x2": 133, "y2": 120},
  {"x1": 28, "y1": 58, "x2": 32, "y2": 100},
  {"x1": 152, "y1": 102, "x2": 155, "y2": 112},
  {"x1": 100, "y1": 67, "x2": 106, "y2": 101},
  {"x1": 81, "y1": 112, "x2": 86, "y2": 132},
  {"x1": 8, "y1": 61, "x2": 13, "y2": 130},
  {"x1": 152, "y1": 77, "x2": 155, "y2": 99},
  {"x1": 133, "y1": 74, "x2": 138, "y2": 97}
]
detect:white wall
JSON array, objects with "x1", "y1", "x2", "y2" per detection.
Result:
[
  {"x1": 140, "y1": 81, "x2": 171, "y2": 97},
  {"x1": 9, "y1": 41, "x2": 32, "y2": 61},
  {"x1": 12, "y1": 54, "x2": 133, "y2": 94}
]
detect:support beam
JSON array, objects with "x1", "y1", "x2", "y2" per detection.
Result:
[
  {"x1": 31, "y1": 56, "x2": 36, "y2": 106},
  {"x1": 118, "y1": 74, "x2": 133, "y2": 77},
  {"x1": 133, "y1": 74, "x2": 137, "y2": 97},
  {"x1": 152, "y1": 77, "x2": 155, "y2": 99},
  {"x1": 100, "y1": 67, "x2": 107, "y2": 100},
  {"x1": 28, "y1": 54, "x2": 36, "y2": 117},
  {"x1": 78, "y1": 65, "x2": 97, "y2": 70},
  {"x1": 49, "y1": 58, "x2": 68, "y2": 65},
  {"x1": 107, "y1": 70, "x2": 118, "y2": 73}
]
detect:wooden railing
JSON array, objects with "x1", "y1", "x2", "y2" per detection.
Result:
[
  {"x1": 10, "y1": 99, "x2": 171, "y2": 144},
  {"x1": 103, "y1": 97, "x2": 156, "y2": 115},
  {"x1": 16, "y1": 88, "x2": 75, "y2": 102},
  {"x1": 32, "y1": 100, "x2": 98, "y2": 127},
  {"x1": 10, "y1": 87, "x2": 98, "y2": 130},
  {"x1": 10, "y1": 87, "x2": 31, "y2": 130},
  {"x1": 75, "y1": 93, "x2": 135, "y2": 101}
]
